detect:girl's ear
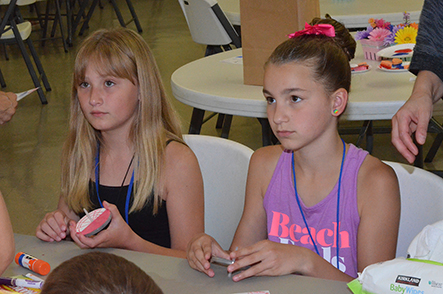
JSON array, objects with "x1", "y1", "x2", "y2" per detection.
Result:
[{"x1": 331, "y1": 88, "x2": 348, "y2": 116}]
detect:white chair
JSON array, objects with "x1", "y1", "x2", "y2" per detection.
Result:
[
  {"x1": 183, "y1": 134, "x2": 253, "y2": 250},
  {"x1": 178, "y1": 0, "x2": 241, "y2": 139},
  {"x1": 0, "y1": 0, "x2": 51, "y2": 104},
  {"x1": 383, "y1": 161, "x2": 443, "y2": 257},
  {"x1": 178, "y1": 0, "x2": 241, "y2": 56}
]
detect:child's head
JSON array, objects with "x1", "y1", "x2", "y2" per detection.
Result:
[
  {"x1": 71, "y1": 27, "x2": 181, "y2": 144},
  {"x1": 41, "y1": 252, "x2": 163, "y2": 294},
  {"x1": 63, "y1": 28, "x2": 182, "y2": 214},
  {"x1": 266, "y1": 16, "x2": 355, "y2": 96},
  {"x1": 263, "y1": 17, "x2": 355, "y2": 147}
]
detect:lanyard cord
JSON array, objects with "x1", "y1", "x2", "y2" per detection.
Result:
[
  {"x1": 291, "y1": 138, "x2": 346, "y2": 270},
  {"x1": 95, "y1": 146, "x2": 135, "y2": 224}
]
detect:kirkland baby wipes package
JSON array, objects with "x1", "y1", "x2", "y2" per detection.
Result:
[
  {"x1": 348, "y1": 258, "x2": 443, "y2": 294},
  {"x1": 349, "y1": 220, "x2": 443, "y2": 294}
]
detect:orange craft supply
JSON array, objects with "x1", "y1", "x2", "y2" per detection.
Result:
[{"x1": 15, "y1": 252, "x2": 51, "y2": 276}]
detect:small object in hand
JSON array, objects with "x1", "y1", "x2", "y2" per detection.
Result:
[
  {"x1": 210, "y1": 256, "x2": 234, "y2": 266},
  {"x1": 15, "y1": 87, "x2": 40, "y2": 101},
  {"x1": 76, "y1": 208, "x2": 111, "y2": 237}
]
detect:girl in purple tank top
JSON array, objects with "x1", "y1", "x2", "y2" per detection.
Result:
[{"x1": 187, "y1": 16, "x2": 400, "y2": 282}]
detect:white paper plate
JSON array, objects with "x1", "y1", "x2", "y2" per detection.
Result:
[
  {"x1": 351, "y1": 64, "x2": 371, "y2": 74},
  {"x1": 378, "y1": 62, "x2": 410, "y2": 72},
  {"x1": 376, "y1": 44, "x2": 415, "y2": 59}
]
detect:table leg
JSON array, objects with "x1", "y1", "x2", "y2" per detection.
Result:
[
  {"x1": 189, "y1": 108, "x2": 205, "y2": 134},
  {"x1": 413, "y1": 136, "x2": 424, "y2": 168},
  {"x1": 221, "y1": 115, "x2": 232, "y2": 138},
  {"x1": 258, "y1": 118, "x2": 278, "y2": 146}
]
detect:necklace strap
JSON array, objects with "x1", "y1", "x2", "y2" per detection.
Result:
[
  {"x1": 291, "y1": 139, "x2": 346, "y2": 270},
  {"x1": 95, "y1": 145, "x2": 135, "y2": 224}
]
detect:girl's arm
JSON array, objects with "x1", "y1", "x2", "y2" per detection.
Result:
[
  {"x1": 356, "y1": 156, "x2": 400, "y2": 271},
  {"x1": 71, "y1": 142, "x2": 204, "y2": 258},
  {"x1": 0, "y1": 191, "x2": 14, "y2": 275},
  {"x1": 36, "y1": 194, "x2": 80, "y2": 242},
  {"x1": 161, "y1": 141, "x2": 205, "y2": 256},
  {"x1": 230, "y1": 147, "x2": 274, "y2": 250},
  {"x1": 187, "y1": 146, "x2": 277, "y2": 276}
]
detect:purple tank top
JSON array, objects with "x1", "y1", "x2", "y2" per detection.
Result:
[{"x1": 263, "y1": 144, "x2": 368, "y2": 278}]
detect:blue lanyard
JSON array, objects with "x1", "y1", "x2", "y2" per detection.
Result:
[
  {"x1": 291, "y1": 138, "x2": 346, "y2": 270},
  {"x1": 95, "y1": 147, "x2": 134, "y2": 224}
]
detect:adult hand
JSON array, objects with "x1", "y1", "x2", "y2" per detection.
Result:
[
  {"x1": 227, "y1": 240, "x2": 309, "y2": 282},
  {"x1": 36, "y1": 209, "x2": 72, "y2": 242},
  {"x1": 186, "y1": 233, "x2": 230, "y2": 277},
  {"x1": 391, "y1": 93, "x2": 433, "y2": 163},
  {"x1": 69, "y1": 201, "x2": 136, "y2": 249},
  {"x1": 0, "y1": 92, "x2": 17, "y2": 124},
  {"x1": 391, "y1": 70, "x2": 443, "y2": 163}
]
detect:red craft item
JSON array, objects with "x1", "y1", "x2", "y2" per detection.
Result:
[{"x1": 76, "y1": 208, "x2": 112, "y2": 237}]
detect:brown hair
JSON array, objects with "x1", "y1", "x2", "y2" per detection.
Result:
[
  {"x1": 266, "y1": 15, "x2": 355, "y2": 95},
  {"x1": 41, "y1": 252, "x2": 163, "y2": 294}
]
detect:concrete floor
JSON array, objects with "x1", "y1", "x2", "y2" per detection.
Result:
[{"x1": 0, "y1": 0, "x2": 441, "y2": 236}]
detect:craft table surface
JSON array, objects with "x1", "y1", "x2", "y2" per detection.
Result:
[
  {"x1": 171, "y1": 43, "x2": 443, "y2": 122},
  {"x1": 4, "y1": 234, "x2": 350, "y2": 294},
  {"x1": 218, "y1": 0, "x2": 424, "y2": 28}
]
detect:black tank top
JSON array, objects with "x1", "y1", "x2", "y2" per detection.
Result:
[{"x1": 84, "y1": 182, "x2": 171, "y2": 248}]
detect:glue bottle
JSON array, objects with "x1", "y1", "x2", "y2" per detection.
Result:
[{"x1": 15, "y1": 252, "x2": 51, "y2": 276}]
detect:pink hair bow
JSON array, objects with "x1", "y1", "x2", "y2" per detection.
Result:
[{"x1": 288, "y1": 23, "x2": 336, "y2": 38}]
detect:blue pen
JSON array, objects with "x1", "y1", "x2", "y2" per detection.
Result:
[{"x1": 0, "y1": 277, "x2": 43, "y2": 289}]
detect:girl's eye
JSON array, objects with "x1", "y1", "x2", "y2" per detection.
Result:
[
  {"x1": 291, "y1": 96, "x2": 301, "y2": 103},
  {"x1": 79, "y1": 82, "x2": 89, "y2": 88},
  {"x1": 265, "y1": 97, "x2": 275, "y2": 104},
  {"x1": 105, "y1": 80, "x2": 115, "y2": 87}
]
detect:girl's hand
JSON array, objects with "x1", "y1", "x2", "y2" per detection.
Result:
[
  {"x1": 227, "y1": 240, "x2": 310, "y2": 282},
  {"x1": 36, "y1": 209, "x2": 72, "y2": 242},
  {"x1": 69, "y1": 201, "x2": 136, "y2": 249},
  {"x1": 186, "y1": 233, "x2": 231, "y2": 277}
]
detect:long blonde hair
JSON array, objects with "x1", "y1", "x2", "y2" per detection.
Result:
[{"x1": 61, "y1": 28, "x2": 183, "y2": 214}]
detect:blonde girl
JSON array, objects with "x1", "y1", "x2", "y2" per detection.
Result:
[{"x1": 36, "y1": 28, "x2": 204, "y2": 258}]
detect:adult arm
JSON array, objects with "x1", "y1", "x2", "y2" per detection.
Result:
[
  {"x1": 392, "y1": 0, "x2": 443, "y2": 162},
  {"x1": 0, "y1": 191, "x2": 14, "y2": 275},
  {"x1": 391, "y1": 71, "x2": 443, "y2": 163}
]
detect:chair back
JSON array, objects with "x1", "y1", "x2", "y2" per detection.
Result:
[
  {"x1": 383, "y1": 161, "x2": 443, "y2": 257},
  {"x1": 184, "y1": 134, "x2": 253, "y2": 250},
  {"x1": 178, "y1": 0, "x2": 240, "y2": 47}
]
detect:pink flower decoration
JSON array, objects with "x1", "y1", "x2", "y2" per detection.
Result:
[
  {"x1": 368, "y1": 28, "x2": 391, "y2": 41},
  {"x1": 375, "y1": 19, "x2": 391, "y2": 29}
]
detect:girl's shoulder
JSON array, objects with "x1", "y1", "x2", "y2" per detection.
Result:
[
  {"x1": 358, "y1": 154, "x2": 398, "y2": 186},
  {"x1": 249, "y1": 145, "x2": 285, "y2": 178},
  {"x1": 251, "y1": 145, "x2": 285, "y2": 164},
  {"x1": 164, "y1": 140, "x2": 196, "y2": 165},
  {"x1": 357, "y1": 153, "x2": 400, "y2": 210}
]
